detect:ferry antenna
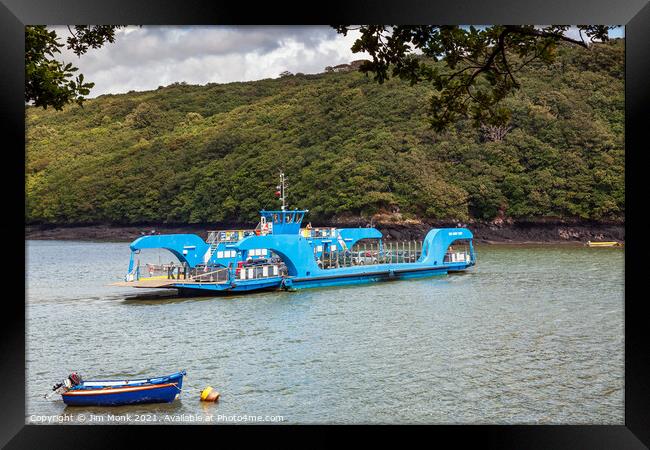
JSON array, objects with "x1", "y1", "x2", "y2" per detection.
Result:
[{"x1": 278, "y1": 172, "x2": 287, "y2": 211}]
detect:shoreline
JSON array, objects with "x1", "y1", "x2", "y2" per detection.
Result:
[{"x1": 25, "y1": 221, "x2": 624, "y2": 245}]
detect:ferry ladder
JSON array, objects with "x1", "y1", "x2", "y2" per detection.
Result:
[{"x1": 204, "y1": 234, "x2": 220, "y2": 263}]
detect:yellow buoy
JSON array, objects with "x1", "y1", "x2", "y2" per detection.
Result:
[{"x1": 200, "y1": 386, "x2": 220, "y2": 402}]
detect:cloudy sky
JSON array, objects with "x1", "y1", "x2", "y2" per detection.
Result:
[
  {"x1": 52, "y1": 25, "x2": 624, "y2": 98},
  {"x1": 52, "y1": 26, "x2": 367, "y2": 97}
]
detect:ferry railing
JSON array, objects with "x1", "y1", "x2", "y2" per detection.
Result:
[
  {"x1": 443, "y1": 250, "x2": 471, "y2": 263},
  {"x1": 127, "y1": 263, "x2": 192, "y2": 281},
  {"x1": 131, "y1": 261, "x2": 288, "y2": 283},
  {"x1": 236, "y1": 263, "x2": 287, "y2": 281},
  {"x1": 302, "y1": 227, "x2": 338, "y2": 238},
  {"x1": 143, "y1": 263, "x2": 175, "y2": 275},
  {"x1": 189, "y1": 267, "x2": 230, "y2": 283},
  {"x1": 317, "y1": 240, "x2": 424, "y2": 269},
  {"x1": 206, "y1": 229, "x2": 258, "y2": 244}
]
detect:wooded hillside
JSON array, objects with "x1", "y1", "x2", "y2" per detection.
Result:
[{"x1": 26, "y1": 39, "x2": 624, "y2": 226}]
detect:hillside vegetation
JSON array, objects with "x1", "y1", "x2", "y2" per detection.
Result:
[{"x1": 26, "y1": 39, "x2": 624, "y2": 226}]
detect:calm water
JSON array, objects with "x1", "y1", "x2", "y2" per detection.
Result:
[{"x1": 26, "y1": 240, "x2": 624, "y2": 424}]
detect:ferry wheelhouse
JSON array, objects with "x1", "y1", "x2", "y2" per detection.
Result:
[{"x1": 114, "y1": 174, "x2": 476, "y2": 295}]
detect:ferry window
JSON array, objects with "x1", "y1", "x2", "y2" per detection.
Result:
[
  {"x1": 317, "y1": 245, "x2": 323, "y2": 252},
  {"x1": 217, "y1": 251, "x2": 224, "y2": 258}
]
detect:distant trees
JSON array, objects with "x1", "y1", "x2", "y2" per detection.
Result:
[
  {"x1": 323, "y1": 61, "x2": 370, "y2": 73},
  {"x1": 183, "y1": 112, "x2": 204, "y2": 125},
  {"x1": 124, "y1": 102, "x2": 161, "y2": 129},
  {"x1": 25, "y1": 26, "x2": 124, "y2": 110}
]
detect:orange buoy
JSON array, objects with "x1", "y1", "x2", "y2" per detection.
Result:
[{"x1": 200, "y1": 386, "x2": 220, "y2": 402}]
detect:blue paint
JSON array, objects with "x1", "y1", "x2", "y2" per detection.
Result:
[{"x1": 130, "y1": 234, "x2": 209, "y2": 267}]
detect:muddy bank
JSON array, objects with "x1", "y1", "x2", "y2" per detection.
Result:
[
  {"x1": 377, "y1": 221, "x2": 625, "y2": 244},
  {"x1": 25, "y1": 225, "x2": 209, "y2": 242},
  {"x1": 25, "y1": 221, "x2": 624, "y2": 244}
]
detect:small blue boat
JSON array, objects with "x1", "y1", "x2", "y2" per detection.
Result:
[{"x1": 61, "y1": 370, "x2": 185, "y2": 406}]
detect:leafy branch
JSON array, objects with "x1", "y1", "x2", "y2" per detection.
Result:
[
  {"x1": 334, "y1": 25, "x2": 616, "y2": 131},
  {"x1": 25, "y1": 25, "x2": 125, "y2": 110}
]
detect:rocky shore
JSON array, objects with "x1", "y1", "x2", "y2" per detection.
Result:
[
  {"x1": 378, "y1": 221, "x2": 625, "y2": 244},
  {"x1": 25, "y1": 220, "x2": 624, "y2": 244}
]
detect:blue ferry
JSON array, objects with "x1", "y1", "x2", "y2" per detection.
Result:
[{"x1": 114, "y1": 174, "x2": 476, "y2": 295}]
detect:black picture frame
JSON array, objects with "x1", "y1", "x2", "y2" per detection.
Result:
[{"x1": 4, "y1": 0, "x2": 648, "y2": 446}]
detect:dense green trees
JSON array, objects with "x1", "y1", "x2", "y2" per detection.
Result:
[{"x1": 25, "y1": 39, "x2": 624, "y2": 226}]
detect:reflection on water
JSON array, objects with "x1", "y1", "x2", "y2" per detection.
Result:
[{"x1": 26, "y1": 240, "x2": 624, "y2": 424}]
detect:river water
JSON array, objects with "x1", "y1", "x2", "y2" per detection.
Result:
[{"x1": 25, "y1": 240, "x2": 624, "y2": 424}]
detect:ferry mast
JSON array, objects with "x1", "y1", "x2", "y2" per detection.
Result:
[{"x1": 278, "y1": 172, "x2": 287, "y2": 211}]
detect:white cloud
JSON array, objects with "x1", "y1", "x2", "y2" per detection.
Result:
[{"x1": 51, "y1": 26, "x2": 368, "y2": 97}]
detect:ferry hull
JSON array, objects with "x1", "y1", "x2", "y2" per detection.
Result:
[
  {"x1": 175, "y1": 278, "x2": 284, "y2": 296},
  {"x1": 169, "y1": 263, "x2": 471, "y2": 294},
  {"x1": 63, "y1": 383, "x2": 180, "y2": 406},
  {"x1": 288, "y1": 266, "x2": 450, "y2": 290}
]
